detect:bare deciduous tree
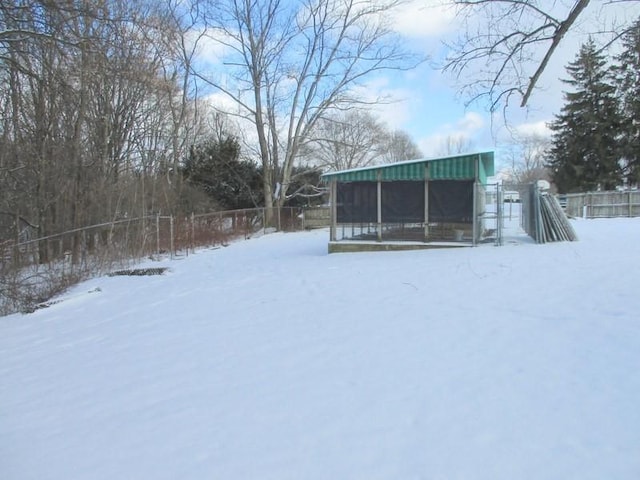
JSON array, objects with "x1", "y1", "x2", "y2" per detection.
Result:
[
  {"x1": 197, "y1": 0, "x2": 420, "y2": 224},
  {"x1": 0, "y1": 0, "x2": 226, "y2": 313},
  {"x1": 503, "y1": 131, "x2": 551, "y2": 185},
  {"x1": 382, "y1": 129, "x2": 423, "y2": 163},
  {"x1": 303, "y1": 111, "x2": 389, "y2": 171},
  {"x1": 443, "y1": 0, "x2": 638, "y2": 111},
  {"x1": 303, "y1": 110, "x2": 422, "y2": 171},
  {"x1": 437, "y1": 134, "x2": 474, "y2": 156},
  {"x1": 0, "y1": 0, "x2": 209, "y2": 253}
]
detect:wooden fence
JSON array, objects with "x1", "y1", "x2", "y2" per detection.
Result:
[
  {"x1": 563, "y1": 190, "x2": 640, "y2": 218},
  {"x1": 302, "y1": 206, "x2": 330, "y2": 229}
]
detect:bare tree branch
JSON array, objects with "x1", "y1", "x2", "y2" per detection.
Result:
[
  {"x1": 521, "y1": 0, "x2": 590, "y2": 107},
  {"x1": 195, "y1": 0, "x2": 421, "y2": 223},
  {"x1": 444, "y1": 0, "x2": 638, "y2": 111}
]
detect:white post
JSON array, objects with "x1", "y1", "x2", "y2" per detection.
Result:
[
  {"x1": 472, "y1": 155, "x2": 479, "y2": 246},
  {"x1": 330, "y1": 181, "x2": 337, "y2": 242},
  {"x1": 424, "y1": 164, "x2": 429, "y2": 242},
  {"x1": 377, "y1": 173, "x2": 382, "y2": 242}
]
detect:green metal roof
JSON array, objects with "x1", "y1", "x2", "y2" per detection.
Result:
[{"x1": 321, "y1": 151, "x2": 495, "y2": 184}]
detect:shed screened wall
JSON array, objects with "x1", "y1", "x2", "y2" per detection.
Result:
[{"x1": 324, "y1": 152, "x2": 494, "y2": 247}]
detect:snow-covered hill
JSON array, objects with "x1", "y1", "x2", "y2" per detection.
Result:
[{"x1": 2, "y1": 218, "x2": 639, "y2": 479}]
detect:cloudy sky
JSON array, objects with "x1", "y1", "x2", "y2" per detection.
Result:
[
  {"x1": 197, "y1": 0, "x2": 640, "y2": 172},
  {"x1": 373, "y1": 0, "x2": 640, "y2": 168}
]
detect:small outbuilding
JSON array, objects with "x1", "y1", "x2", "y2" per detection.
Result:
[{"x1": 321, "y1": 151, "x2": 495, "y2": 253}]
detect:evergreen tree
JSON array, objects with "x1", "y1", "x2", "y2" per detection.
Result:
[
  {"x1": 182, "y1": 136, "x2": 263, "y2": 210},
  {"x1": 282, "y1": 167, "x2": 325, "y2": 208},
  {"x1": 547, "y1": 39, "x2": 623, "y2": 193},
  {"x1": 613, "y1": 18, "x2": 640, "y2": 186}
]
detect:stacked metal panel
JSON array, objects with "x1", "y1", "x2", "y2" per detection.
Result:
[
  {"x1": 521, "y1": 184, "x2": 578, "y2": 244},
  {"x1": 536, "y1": 193, "x2": 578, "y2": 243}
]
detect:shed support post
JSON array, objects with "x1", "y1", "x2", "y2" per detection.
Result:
[
  {"x1": 377, "y1": 175, "x2": 382, "y2": 242},
  {"x1": 472, "y1": 183, "x2": 478, "y2": 246},
  {"x1": 424, "y1": 165, "x2": 429, "y2": 242},
  {"x1": 472, "y1": 155, "x2": 479, "y2": 246},
  {"x1": 330, "y1": 181, "x2": 337, "y2": 241}
]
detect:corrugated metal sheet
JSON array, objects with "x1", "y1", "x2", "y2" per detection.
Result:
[
  {"x1": 323, "y1": 163, "x2": 427, "y2": 182},
  {"x1": 329, "y1": 169, "x2": 377, "y2": 182},
  {"x1": 321, "y1": 151, "x2": 494, "y2": 183},
  {"x1": 430, "y1": 155, "x2": 474, "y2": 179},
  {"x1": 477, "y1": 152, "x2": 494, "y2": 184},
  {"x1": 381, "y1": 162, "x2": 426, "y2": 181},
  {"x1": 479, "y1": 156, "x2": 488, "y2": 184}
]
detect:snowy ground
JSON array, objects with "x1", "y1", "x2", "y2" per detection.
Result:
[{"x1": 1, "y1": 215, "x2": 640, "y2": 479}]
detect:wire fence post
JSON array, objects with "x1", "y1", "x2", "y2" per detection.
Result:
[
  {"x1": 190, "y1": 212, "x2": 195, "y2": 256},
  {"x1": 170, "y1": 216, "x2": 174, "y2": 260},
  {"x1": 156, "y1": 214, "x2": 160, "y2": 256},
  {"x1": 277, "y1": 206, "x2": 282, "y2": 232}
]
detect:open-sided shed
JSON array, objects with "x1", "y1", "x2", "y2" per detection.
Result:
[{"x1": 321, "y1": 152, "x2": 495, "y2": 252}]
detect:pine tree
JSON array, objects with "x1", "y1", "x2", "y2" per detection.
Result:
[
  {"x1": 613, "y1": 18, "x2": 640, "y2": 186},
  {"x1": 547, "y1": 39, "x2": 623, "y2": 193},
  {"x1": 182, "y1": 136, "x2": 263, "y2": 210}
]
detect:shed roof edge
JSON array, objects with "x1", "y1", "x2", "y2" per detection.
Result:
[{"x1": 321, "y1": 151, "x2": 494, "y2": 180}]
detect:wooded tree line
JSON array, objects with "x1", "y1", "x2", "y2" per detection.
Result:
[
  {"x1": 0, "y1": 0, "x2": 207, "y2": 250},
  {"x1": 0, "y1": 0, "x2": 420, "y2": 248},
  {"x1": 547, "y1": 21, "x2": 640, "y2": 193}
]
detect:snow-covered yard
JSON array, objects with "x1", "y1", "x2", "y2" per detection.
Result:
[{"x1": 1, "y1": 217, "x2": 639, "y2": 479}]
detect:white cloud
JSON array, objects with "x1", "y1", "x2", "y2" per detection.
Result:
[
  {"x1": 203, "y1": 91, "x2": 243, "y2": 114},
  {"x1": 373, "y1": 99, "x2": 413, "y2": 131},
  {"x1": 457, "y1": 111, "x2": 484, "y2": 133},
  {"x1": 492, "y1": 118, "x2": 554, "y2": 146},
  {"x1": 391, "y1": 0, "x2": 457, "y2": 39},
  {"x1": 416, "y1": 111, "x2": 487, "y2": 156},
  {"x1": 186, "y1": 27, "x2": 233, "y2": 67},
  {"x1": 513, "y1": 120, "x2": 552, "y2": 138},
  {"x1": 348, "y1": 77, "x2": 416, "y2": 130}
]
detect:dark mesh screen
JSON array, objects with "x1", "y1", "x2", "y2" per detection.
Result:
[
  {"x1": 382, "y1": 181, "x2": 424, "y2": 222},
  {"x1": 336, "y1": 182, "x2": 377, "y2": 223},
  {"x1": 429, "y1": 180, "x2": 474, "y2": 222},
  {"x1": 336, "y1": 179, "x2": 473, "y2": 224}
]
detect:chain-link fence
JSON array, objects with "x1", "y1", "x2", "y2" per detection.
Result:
[{"x1": 1, "y1": 207, "x2": 303, "y2": 315}]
